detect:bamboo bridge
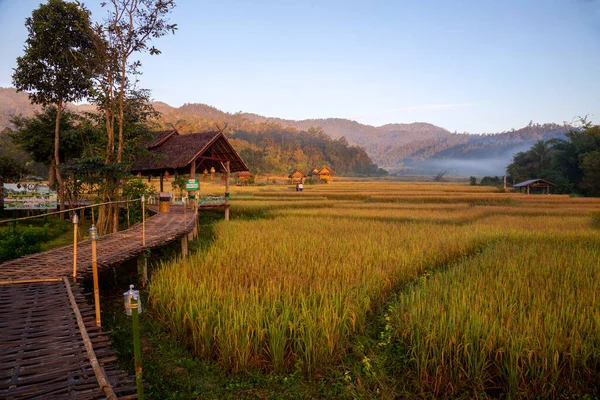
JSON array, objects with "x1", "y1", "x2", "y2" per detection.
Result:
[{"x1": 0, "y1": 206, "x2": 198, "y2": 399}]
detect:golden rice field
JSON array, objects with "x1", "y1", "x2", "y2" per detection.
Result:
[{"x1": 149, "y1": 180, "x2": 600, "y2": 398}]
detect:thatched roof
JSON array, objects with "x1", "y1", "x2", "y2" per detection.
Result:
[
  {"x1": 288, "y1": 169, "x2": 306, "y2": 178},
  {"x1": 307, "y1": 168, "x2": 320, "y2": 176},
  {"x1": 318, "y1": 166, "x2": 334, "y2": 175},
  {"x1": 236, "y1": 171, "x2": 253, "y2": 177},
  {"x1": 132, "y1": 130, "x2": 248, "y2": 174}
]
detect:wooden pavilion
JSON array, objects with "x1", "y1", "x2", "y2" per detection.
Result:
[
  {"x1": 288, "y1": 169, "x2": 306, "y2": 184},
  {"x1": 132, "y1": 129, "x2": 248, "y2": 190},
  {"x1": 513, "y1": 178, "x2": 555, "y2": 195},
  {"x1": 132, "y1": 129, "x2": 248, "y2": 219}
]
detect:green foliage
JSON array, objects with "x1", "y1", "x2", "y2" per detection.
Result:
[
  {"x1": 11, "y1": 106, "x2": 87, "y2": 165},
  {"x1": 0, "y1": 155, "x2": 29, "y2": 182},
  {"x1": 170, "y1": 175, "x2": 186, "y2": 197},
  {"x1": 507, "y1": 124, "x2": 600, "y2": 196},
  {"x1": 233, "y1": 127, "x2": 387, "y2": 176},
  {"x1": 122, "y1": 179, "x2": 155, "y2": 225},
  {"x1": 12, "y1": 0, "x2": 96, "y2": 107},
  {"x1": 480, "y1": 176, "x2": 503, "y2": 186},
  {"x1": 0, "y1": 218, "x2": 69, "y2": 262},
  {"x1": 469, "y1": 176, "x2": 477, "y2": 185}
]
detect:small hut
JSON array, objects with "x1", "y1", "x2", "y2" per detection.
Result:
[
  {"x1": 236, "y1": 171, "x2": 254, "y2": 185},
  {"x1": 514, "y1": 179, "x2": 555, "y2": 195},
  {"x1": 288, "y1": 169, "x2": 306, "y2": 184},
  {"x1": 307, "y1": 167, "x2": 320, "y2": 182},
  {"x1": 317, "y1": 166, "x2": 334, "y2": 183}
]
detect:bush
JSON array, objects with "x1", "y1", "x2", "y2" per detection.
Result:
[
  {"x1": 0, "y1": 224, "x2": 47, "y2": 262},
  {"x1": 122, "y1": 180, "x2": 156, "y2": 225}
]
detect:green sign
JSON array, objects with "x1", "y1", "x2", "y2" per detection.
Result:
[{"x1": 185, "y1": 179, "x2": 199, "y2": 191}]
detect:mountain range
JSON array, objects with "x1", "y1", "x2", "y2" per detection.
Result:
[{"x1": 0, "y1": 87, "x2": 572, "y2": 176}]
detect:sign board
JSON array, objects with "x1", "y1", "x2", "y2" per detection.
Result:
[
  {"x1": 185, "y1": 179, "x2": 199, "y2": 191},
  {"x1": 2, "y1": 183, "x2": 58, "y2": 210}
]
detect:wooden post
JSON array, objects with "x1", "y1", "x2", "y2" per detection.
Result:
[
  {"x1": 527, "y1": 185, "x2": 530, "y2": 195},
  {"x1": 181, "y1": 235, "x2": 188, "y2": 256},
  {"x1": 190, "y1": 159, "x2": 196, "y2": 209},
  {"x1": 225, "y1": 161, "x2": 230, "y2": 221},
  {"x1": 91, "y1": 236, "x2": 101, "y2": 327},
  {"x1": 141, "y1": 196, "x2": 146, "y2": 248},
  {"x1": 160, "y1": 172, "x2": 164, "y2": 193},
  {"x1": 73, "y1": 219, "x2": 78, "y2": 279}
]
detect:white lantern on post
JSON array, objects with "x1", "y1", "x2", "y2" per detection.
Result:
[{"x1": 123, "y1": 284, "x2": 142, "y2": 316}]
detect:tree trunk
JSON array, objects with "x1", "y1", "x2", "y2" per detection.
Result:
[{"x1": 54, "y1": 99, "x2": 65, "y2": 218}]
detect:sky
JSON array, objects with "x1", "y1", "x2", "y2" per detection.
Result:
[{"x1": 0, "y1": 0, "x2": 599, "y2": 133}]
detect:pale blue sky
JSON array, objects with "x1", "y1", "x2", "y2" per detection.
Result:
[{"x1": 0, "y1": 0, "x2": 599, "y2": 133}]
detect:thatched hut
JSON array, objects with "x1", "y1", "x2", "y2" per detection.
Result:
[
  {"x1": 236, "y1": 171, "x2": 253, "y2": 185},
  {"x1": 131, "y1": 129, "x2": 248, "y2": 191},
  {"x1": 317, "y1": 166, "x2": 334, "y2": 183},
  {"x1": 288, "y1": 169, "x2": 306, "y2": 184}
]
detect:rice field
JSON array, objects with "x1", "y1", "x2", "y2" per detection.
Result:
[{"x1": 148, "y1": 180, "x2": 600, "y2": 397}]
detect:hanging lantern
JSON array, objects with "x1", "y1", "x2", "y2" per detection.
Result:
[{"x1": 164, "y1": 171, "x2": 169, "y2": 181}]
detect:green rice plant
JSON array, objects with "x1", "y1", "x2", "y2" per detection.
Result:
[{"x1": 387, "y1": 234, "x2": 600, "y2": 398}]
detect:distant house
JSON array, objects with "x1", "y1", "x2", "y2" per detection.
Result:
[
  {"x1": 514, "y1": 178, "x2": 555, "y2": 195},
  {"x1": 307, "y1": 166, "x2": 334, "y2": 183},
  {"x1": 317, "y1": 166, "x2": 334, "y2": 183},
  {"x1": 307, "y1": 168, "x2": 320, "y2": 181},
  {"x1": 288, "y1": 169, "x2": 306, "y2": 184},
  {"x1": 236, "y1": 171, "x2": 253, "y2": 185}
]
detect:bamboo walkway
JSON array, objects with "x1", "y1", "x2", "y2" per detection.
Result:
[{"x1": 0, "y1": 207, "x2": 198, "y2": 399}]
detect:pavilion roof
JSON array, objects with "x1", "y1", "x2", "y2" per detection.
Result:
[
  {"x1": 514, "y1": 178, "x2": 556, "y2": 187},
  {"x1": 132, "y1": 130, "x2": 248, "y2": 174}
]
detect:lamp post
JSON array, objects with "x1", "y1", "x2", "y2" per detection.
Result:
[
  {"x1": 89, "y1": 224, "x2": 101, "y2": 327},
  {"x1": 124, "y1": 285, "x2": 144, "y2": 400},
  {"x1": 72, "y1": 213, "x2": 79, "y2": 279}
]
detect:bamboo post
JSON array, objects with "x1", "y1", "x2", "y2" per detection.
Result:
[
  {"x1": 89, "y1": 225, "x2": 101, "y2": 327},
  {"x1": 72, "y1": 214, "x2": 78, "y2": 279},
  {"x1": 141, "y1": 195, "x2": 146, "y2": 248},
  {"x1": 130, "y1": 295, "x2": 144, "y2": 400},
  {"x1": 181, "y1": 235, "x2": 188, "y2": 256},
  {"x1": 225, "y1": 161, "x2": 230, "y2": 221},
  {"x1": 143, "y1": 254, "x2": 148, "y2": 286}
]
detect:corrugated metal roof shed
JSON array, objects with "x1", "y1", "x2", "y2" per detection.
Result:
[{"x1": 514, "y1": 179, "x2": 556, "y2": 187}]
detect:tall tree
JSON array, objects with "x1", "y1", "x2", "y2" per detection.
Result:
[
  {"x1": 91, "y1": 0, "x2": 176, "y2": 234},
  {"x1": 12, "y1": 0, "x2": 96, "y2": 214}
]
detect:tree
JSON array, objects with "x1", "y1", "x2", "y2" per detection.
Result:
[
  {"x1": 90, "y1": 0, "x2": 176, "y2": 234},
  {"x1": 12, "y1": 0, "x2": 97, "y2": 214},
  {"x1": 10, "y1": 107, "x2": 86, "y2": 185},
  {"x1": 0, "y1": 155, "x2": 29, "y2": 183}
]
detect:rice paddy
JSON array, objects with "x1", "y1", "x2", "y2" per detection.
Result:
[{"x1": 149, "y1": 180, "x2": 600, "y2": 398}]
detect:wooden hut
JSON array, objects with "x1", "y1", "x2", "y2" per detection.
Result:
[
  {"x1": 132, "y1": 129, "x2": 248, "y2": 190},
  {"x1": 288, "y1": 169, "x2": 306, "y2": 184},
  {"x1": 514, "y1": 178, "x2": 555, "y2": 195},
  {"x1": 307, "y1": 168, "x2": 320, "y2": 182},
  {"x1": 317, "y1": 166, "x2": 334, "y2": 183},
  {"x1": 236, "y1": 171, "x2": 253, "y2": 185},
  {"x1": 132, "y1": 129, "x2": 249, "y2": 220}
]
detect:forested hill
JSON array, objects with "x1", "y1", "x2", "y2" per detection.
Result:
[{"x1": 1, "y1": 87, "x2": 574, "y2": 175}]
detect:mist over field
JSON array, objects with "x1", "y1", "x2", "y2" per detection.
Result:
[{"x1": 417, "y1": 143, "x2": 534, "y2": 177}]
